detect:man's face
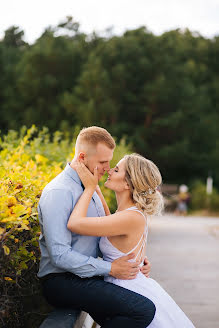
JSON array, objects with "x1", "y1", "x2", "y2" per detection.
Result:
[{"x1": 84, "y1": 143, "x2": 114, "y2": 180}]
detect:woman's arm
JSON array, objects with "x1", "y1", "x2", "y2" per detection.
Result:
[
  {"x1": 67, "y1": 195, "x2": 145, "y2": 237},
  {"x1": 96, "y1": 185, "x2": 111, "y2": 216},
  {"x1": 67, "y1": 161, "x2": 145, "y2": 237}
]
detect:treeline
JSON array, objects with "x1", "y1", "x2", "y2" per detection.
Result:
[{"x1": 1, "y1": 17, "x2": 219, "y2": 187}]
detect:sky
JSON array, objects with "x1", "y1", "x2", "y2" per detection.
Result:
[{"x1": 1, "y1": 0, "x2": 219, "y2": 43}]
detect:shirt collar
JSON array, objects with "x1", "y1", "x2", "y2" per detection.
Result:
[{"x1": 64, "y1": 163, "x2": 82, "y2": 186}]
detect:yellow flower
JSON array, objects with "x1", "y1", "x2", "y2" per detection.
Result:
[
  {"x1": 7, "y1": 196, "x2": 17, "y2": 208},
  {"x1": 4, "y1": 277, "x2": 13, "y2": 281},
  {"x1": 3, "y1": 245, "x2": 10, "y2": 255},
  {"x1": 0, "y1": 227, "x2": 5, "y2": 235},
  {"x1": 35, "y1": 154, "x2": 48, "y2": 164}
]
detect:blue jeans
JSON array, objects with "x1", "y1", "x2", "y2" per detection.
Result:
[{"x1": 42, "y1": 273, "x2": 156, "y2": 328}]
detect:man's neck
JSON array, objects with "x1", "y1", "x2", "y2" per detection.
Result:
[{"x1": 70, "y1": 158, "x2": 77, "y2": 170}]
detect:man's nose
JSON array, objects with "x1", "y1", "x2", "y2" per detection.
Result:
[{"x1": 105, "y1": 164, "x2": 111, "y2": 173}]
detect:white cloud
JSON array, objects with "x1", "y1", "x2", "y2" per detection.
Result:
[{"x1": 0, "y1": 0, "x2": 219, "y2": 43}]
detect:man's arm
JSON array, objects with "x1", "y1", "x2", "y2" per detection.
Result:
[{"x1": 40, "y1": 189, "x2": 111, "y2": 278}]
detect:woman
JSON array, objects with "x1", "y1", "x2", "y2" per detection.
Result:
[{"x1": 67, "y1": 153, "x2": 195, "y2": 327}]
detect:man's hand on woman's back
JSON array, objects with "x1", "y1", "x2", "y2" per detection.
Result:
[
  {"x1": 110, "y1": 253, "x2": 140, "y2": 280},
  {"x1": 110, "y1": 254, "x2": 151, "y2": 279},
  {"x1": 140, "y1": 256, "x2": 151, "y2": 278}
]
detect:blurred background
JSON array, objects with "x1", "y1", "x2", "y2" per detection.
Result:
[
  {"x1": 0, "y1": 1, "x2": 219, "y2": 327},
  {"x1": 1, "y1": 0, "x2": 219, "y2": 214}
]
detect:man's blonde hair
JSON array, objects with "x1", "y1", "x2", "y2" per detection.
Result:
[{"x1": 76, "y1": 126, "x2": 116, "y2": 153}]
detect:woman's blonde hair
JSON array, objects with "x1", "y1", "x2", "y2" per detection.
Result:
[{"x1": 124, "y1": 153, "x2": 163, "y2": 215}]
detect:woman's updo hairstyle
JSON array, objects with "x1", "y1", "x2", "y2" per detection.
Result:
[{"x1": 124, "y1": 153, "x2": 163, "y2": 215}]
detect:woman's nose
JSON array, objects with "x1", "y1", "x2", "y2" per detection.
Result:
[{"x1": 108, "y1": 168, "x2": 113, "y2": 175}]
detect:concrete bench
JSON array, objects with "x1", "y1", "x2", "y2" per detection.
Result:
[
  {"x1": 75, "y1": 312, "x2": 100, "y2": 328},
  {"x1": 39, "y1": 309, "x2": 100, "y2": 328}
]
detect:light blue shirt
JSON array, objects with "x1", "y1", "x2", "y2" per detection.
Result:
[{"x1": 37, "y1": 163, "x2": 111, "y2": 278}]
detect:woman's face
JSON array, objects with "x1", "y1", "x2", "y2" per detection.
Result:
[{"x1": 104, "y1": 158, "x2": 129, "y2": 192}]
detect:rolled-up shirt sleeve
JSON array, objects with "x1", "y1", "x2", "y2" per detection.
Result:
[{"x1": 40, "y1": 189, "x2": 111, "y2": 278}]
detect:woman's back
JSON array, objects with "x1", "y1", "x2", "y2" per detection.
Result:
[
  {"x1": 99, "y1": 208, "x2": 195, "y2": 328},
  {"x1": 104, "y1": 206, "x2": 148, "y2": 264}
]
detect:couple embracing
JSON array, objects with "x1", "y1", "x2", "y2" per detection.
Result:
[{"x1": 38, "y1": 126, "x2": 195, "y2": 327}]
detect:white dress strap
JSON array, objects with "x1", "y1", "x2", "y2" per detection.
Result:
[
  {"x1": 125, "y1": 207, "x2": 148, "y2": 261},
  {"x1": 126, "y1": 233, "x2": 145, "y2": 255},
  {"x1": 134, "y1": 236, "x2": 147, "y2": 262}
]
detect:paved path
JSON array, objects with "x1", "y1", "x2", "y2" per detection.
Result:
[{"x1": 146, "y1": 215, "x2": 219, "y2": 328}]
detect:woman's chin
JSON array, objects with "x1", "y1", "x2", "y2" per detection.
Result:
[{"x1": 104, "y1": 180, "x2": 112, "y2": 190}]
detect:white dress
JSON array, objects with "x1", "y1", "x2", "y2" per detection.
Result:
[{"x1": 99, "y1": 207, "x2": 195, "y2": 327}]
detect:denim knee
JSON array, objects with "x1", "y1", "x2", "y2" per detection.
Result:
[
  {"x1": 142, "y1": 298, "x2": 156, "y2": 326},
  {"x1": 134, "y1": 297, "x2": 156, "y2": 327}
]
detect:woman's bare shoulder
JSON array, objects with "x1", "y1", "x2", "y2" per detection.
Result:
[{"x1": 118, "y1": 208, "x2": 146, "y2": 226}]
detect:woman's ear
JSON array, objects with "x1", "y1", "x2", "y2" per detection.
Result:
[{"x1": 124, "y1": 180, "x2": 130, "y2": 190}]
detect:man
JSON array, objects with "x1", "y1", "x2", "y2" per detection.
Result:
[{"x1": 38, "y1": 126, "x2": 156, "y2": 328}]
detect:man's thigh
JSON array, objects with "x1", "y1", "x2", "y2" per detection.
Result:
[{"x1": 42, "y1": 274, "x2": 154, "y2": 322}]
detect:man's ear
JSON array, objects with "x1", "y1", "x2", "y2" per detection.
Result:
[{"x1": 78, "y1": 152, "x2": 85, "y2": 162}]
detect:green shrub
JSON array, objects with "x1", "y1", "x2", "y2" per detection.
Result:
[
  {"x1": 209, "y1": 189, "x2": 219, "y2": 211},
  {"x1": 190, "y1": 181, "x2": 207, "y2": 210},
  {"x1": 190, "y1": 181, "x2": 219, "y2": 212}
]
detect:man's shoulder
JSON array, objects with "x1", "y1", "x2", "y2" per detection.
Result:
[
  {"x1": 41, "y1": 172, "x2": 82, "y2": 198},
  {"x1": 42, "y1": 182, "x2": 73, "y2": 196}
]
